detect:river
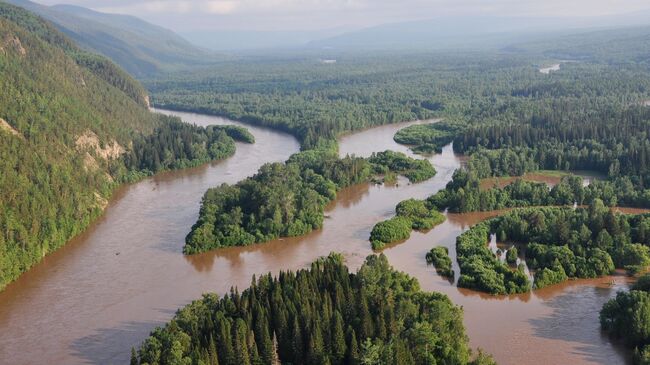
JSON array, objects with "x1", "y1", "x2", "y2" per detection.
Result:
[{"x1": 0, "y1": 110, "x2": 632, "y2": 364}]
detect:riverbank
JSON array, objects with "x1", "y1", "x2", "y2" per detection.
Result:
[{"x1": 0, "y1": 110, "x2": 634, "y2": 365}]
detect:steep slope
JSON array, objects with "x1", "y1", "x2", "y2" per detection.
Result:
[
  {"x1": 5, "y1": 0, "x2": 213, "y2": 76},
  {"x1": 0, "y1": 3, "x2": 248, "y2": 290}
]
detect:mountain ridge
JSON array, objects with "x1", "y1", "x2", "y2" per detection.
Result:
[{"x1": 4, "y1": 0, "x2": 214, "y2": 76}]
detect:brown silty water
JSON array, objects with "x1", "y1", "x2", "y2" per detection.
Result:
[{"x1": 0, "y1": 110, "x2": 635, "y2": 364}]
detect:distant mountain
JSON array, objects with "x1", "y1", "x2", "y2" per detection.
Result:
[
  {"x1": 307, "y1": 12, "x2": 650, "y2": 51},
  {"x1": 508, "y1": 25, "x2": 650, "y2": 64},
  {"x1": 181, "y1": 28, "x2": 349, "y2": 51},
  {"x1": 5, "y1": 0, "x2": 215, "y2": 76}
]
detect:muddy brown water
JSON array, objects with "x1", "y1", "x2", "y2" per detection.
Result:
[{"x1": 0, "y1": 111, "x2": 635, "y2": 364}]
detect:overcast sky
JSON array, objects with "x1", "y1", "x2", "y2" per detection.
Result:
[{"x1": 33, "y1": 0, "x2": 650, "y2": 32}]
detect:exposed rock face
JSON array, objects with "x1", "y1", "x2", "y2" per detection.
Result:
[
  {"x1": 75, "y1": 130, "x2": 124, "y2": 160},
  {"x1": 82, "y1": 152, "x2": 99, "y2": 171},
  {"x1": 0, "y1": 117, "x2": 21, "y2": 137},
  {"x1": 0, "y1": 34, "x2": 26, "y2": 56}
]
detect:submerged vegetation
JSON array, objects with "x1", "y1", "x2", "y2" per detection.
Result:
[
  {"x1": 133, "y1": 254, "x2": 495, "y2": 365},
  {"x1": 601, "y1": 273, "x2": 650, "y2": 364},
  {"x1": 455, "y1": 202, "x2": 650, "y2": 294}
]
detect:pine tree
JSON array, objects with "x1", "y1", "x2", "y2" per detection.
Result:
[
  {"x1": 346, "y1": 326, "x2": 359, "y2": 365},
  {"x1": 330, "y1": 312, "x2": 347, "y2": 364},
  {"x1": 291, "y1": 316, "x2": 304, "y2": 363},
  {"x1": 216, "y1": 314, "x2": 235, "y2": 364},
  {"x1": 208, "y1": 335, "x2": 220, "y2": 365},
  {"x1": 254, "y1": 309, "x2": 273, "y2": 364},
  {"x1": 234, "y1": 319, "x2": 252, "y2": 365},
  {"x1": 272, "y1": 331, "x2": 281, "y2": 365},
  {"x1": 248, "y1": 330, "x2": 262, "y2": 365},
  {"x1": 130, "y1": 347, "x2": 138, "y2": 365}
]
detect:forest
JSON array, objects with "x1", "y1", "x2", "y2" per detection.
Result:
[
  {"x1": 455, "y1": 203, "x2": 650, "y2": 294},
  {"x1": 185, "y1": 150, "x2": 435, "y2": 253},
  {"x1": 0, "y1": 3, "x2": 252, "y2": 290},
  {"x1": 427, "y1": 168, "x2": 650, "y2": 214},
  {"x1": 121, "y1": 117, "x2": 254, "y2": 176},
  {"x1": 132, "y1": 253, "x2": 495, "y2": 365}
]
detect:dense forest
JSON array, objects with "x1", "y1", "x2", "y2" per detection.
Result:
[
  {"x1": 133, "y1": 253, "x2": 495, "y2": 365},
  {"x1": 427, "y1": 169, "x2": 650, "y2": 214},
  {"x1": 455, "y1": 203, "x2": 650, "y2": 294},
  {"x1": 185, "y1": 150, "x2": 435, "y2": 254},
  {"x1": 144, "y1": 56, "x2": 453, "y2": 149},
  {"x1": 121, "y1": 118, "x2": 254, "y2": 176},
  {"x1": 0, "y1": 3, "x2": 251, "y2": 290}
]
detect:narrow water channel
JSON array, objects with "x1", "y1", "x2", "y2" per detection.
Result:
[{"x1": 0, "y1": 110, "x2": 632, "y2": 364}]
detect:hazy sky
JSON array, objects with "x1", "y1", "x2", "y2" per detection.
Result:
[{"x1": 34, "y1": 0, "x2": 650, "y2": 32}]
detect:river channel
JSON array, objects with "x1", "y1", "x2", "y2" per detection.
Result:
[{"x1": 0, "y1": 110, "x2": 633, "y2": 364}]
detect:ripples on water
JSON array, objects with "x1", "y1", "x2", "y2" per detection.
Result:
[{"x1": 0, "y1": 112, "x2": 633, "y2": 364}]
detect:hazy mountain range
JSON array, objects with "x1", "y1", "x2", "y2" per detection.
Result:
[
  {"x1": 4, "y1": 0, "x2": 215, "y2": 76},
  {"x1": 5, "y1": 0, "x2": 650, "y2": 74}
]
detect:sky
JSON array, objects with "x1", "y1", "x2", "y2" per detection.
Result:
[{"x1": 34, "y1": 0, "x2": 650, "y2": 32}]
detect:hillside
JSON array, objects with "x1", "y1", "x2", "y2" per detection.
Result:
[
  {"x1": 4, "y1": 0, "x2": 214, "y2": 76},
  {"x1": 307, "y1": 13, "x2": 650, "y2": 51},
  {"x1": 0, "y1": 2, "x2": 249, "y2": 290},
  {"x1": 505, "y1": 25, "x2": 650, "y2": 64}
]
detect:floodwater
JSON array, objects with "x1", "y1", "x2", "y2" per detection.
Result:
[{"x1": 0, "y1": 112, "x2": 634, "y2": 364}]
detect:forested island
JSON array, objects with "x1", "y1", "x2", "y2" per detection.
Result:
[
  {"x1": 185, "y1": 150, "x2": 435, "y2": 253},
  {"x1": 393, "y1": 121, "x2": 465, "y2": 154},
  {"x1": 132, "y1": 254, "x2": 495, "y2": 365},
  {"x1": 0, "y1": 3, "x2": 253, "y2": 290},
  {"x1": 370, "y1": 199, "x2": 445, "y2": 250}
]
